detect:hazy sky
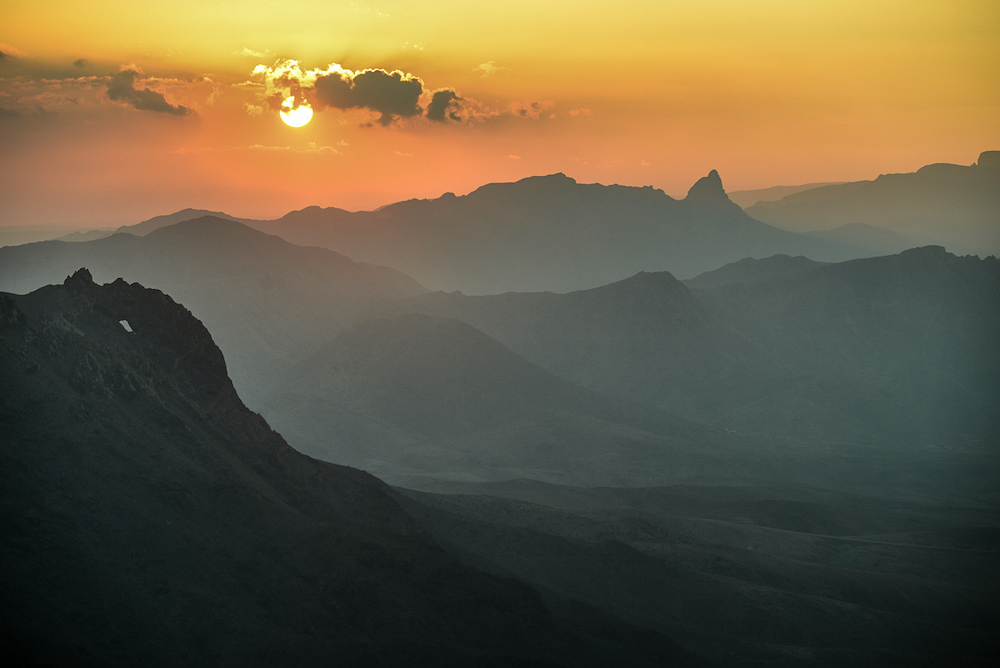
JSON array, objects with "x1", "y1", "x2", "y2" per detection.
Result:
[{"x1": 1, "y1": 0, "x2": 998, "y2": 227}]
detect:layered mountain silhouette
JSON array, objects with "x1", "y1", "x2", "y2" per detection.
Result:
[
  {"x1": 3, "y1": 215, "x2": 995, "y2": 468},
  {"x1": 689, "y1": 246, "x2": 1000, "y2": 441},
  {"x1": 246, "y1": 172, "x2": 872, "y2": 293},
  {"x1": 379, "y1": 247, "x2": 1000, "y2": 446},
  {"x1": 746, "y1": 151, "x2": 1000, "y2": 255},
  {"x1": 263, "y1": 312, "x2": 712, "y2": 484},
  {"x1": 39, "y1": 169, "x2": 911, "y2": 294},
  {"x1": 683, "y1": 254, "x2": 828, "y2": 290},
  {"x1": 728, "y1": 181, "x2": 845, "y2": 208},
  {"x1": 0, "y1": 270, "x2": 696, "y2": 666},
  {"x1": 376, "y1": 270, "x2": 771, "y2": 422},
  {"x1": 0, "y1": 217, "x2": 426, "y2": 407}
]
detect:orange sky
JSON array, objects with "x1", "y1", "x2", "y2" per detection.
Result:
[{"x1": 1, "y1": 0, "x2": 998, "y2": 227}]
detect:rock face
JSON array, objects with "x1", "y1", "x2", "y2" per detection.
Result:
[{"x1": 0, "y1": 270, "x2": 693, "y2": 666}]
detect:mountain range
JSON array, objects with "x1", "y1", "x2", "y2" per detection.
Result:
[
  {"x1": 2, "y1": 215, "x2": 997, "y2": 484},
  {"x1": 262, "y1": 311, "x2": 715, "y2": 485},
  {"x1": 0, "y1": 270, "x2": 696, "y2": 666},
  {"x1": 2, "y1": 163, "x2": 998, "y2": 665},
  {"x1": 242, "y1": 170, "x2": 875, "y2": 293},
  {"x1": 9, "y1": 153, "x2": 992, "y2": 295},
  {"x1": 21, "y1": 170, "x2": 891, "y2": 294},
  {"x1": 370, "y1": 246, "x2": 1000, "y2": 450},
  {"x1": 746, "y1": 151, "x2": 1000, "y2": 255},
  {"x1": 0, "y1": 217, "x2": 425, "y2": 407}
]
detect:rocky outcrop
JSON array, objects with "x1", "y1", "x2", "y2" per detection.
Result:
[{"x1": 684, "y1": 169, "x2": 742, "y2": 212}]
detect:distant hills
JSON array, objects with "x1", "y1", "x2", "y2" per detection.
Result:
[
  {"x1": 263, "y1": 312, "x2": 712, "y2": 484},
  {"x1": 2, "y1": 217, "x2": 996, "y2": 475},
  {"x1": 747, "y1": 151, "x2": 1000, "y2": 255},
  {"x1": 0, "y1": 270, "x2": 693, "y2": 665},
  {"x1": 14, "y1": 153, "x2": 997, "y2": 292},
  {"x1": 246, "y1": 171, "x2": 871, "y2": 293},
  {"x1": 37, "y1": 170, "x2": 886, "y2": 294},
  {"x1": 379, "y1": 247, "x2": 1000, "y2": 448},
  {"x1": 728, "y1": 181, "x2": 845, "y2": 208}
]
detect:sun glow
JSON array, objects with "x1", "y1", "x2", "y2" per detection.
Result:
[{"x1": 279, "y1": 97, "x2": 313, "y2": 128}]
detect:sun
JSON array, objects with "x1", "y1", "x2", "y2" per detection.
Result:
[{"x1": 279, "y1": 96, "x2": 313, "y2": 128}]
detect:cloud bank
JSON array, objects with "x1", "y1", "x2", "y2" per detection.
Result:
[
  {"x1": 313, "y1": 68, "x2": 423, "y2": 126},
  {"x1": 250, "y1": 59, "x2": 551, "y2": 128}
]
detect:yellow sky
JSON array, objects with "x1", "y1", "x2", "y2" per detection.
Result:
[{"x1": 1, "y1": 0, "x2": 998, "y2": 226}]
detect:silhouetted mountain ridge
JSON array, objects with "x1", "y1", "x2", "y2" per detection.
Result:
[
  {"x1": 246, "y1": 171, "x2": 871, "y2": 293},
  {"x1": 0, "y1": 217, "x2": 426, "y2": 407},
  {"x1": 747, "y1": 152, "x2": 1000, "y2": 254}
]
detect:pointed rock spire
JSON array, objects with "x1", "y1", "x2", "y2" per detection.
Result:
[
  {"x1": 684, "y1": 170, "x2": 741, "y2": 211},
  {"x1": 64, "y1": 267, "x2": 95, "y2": 290}
]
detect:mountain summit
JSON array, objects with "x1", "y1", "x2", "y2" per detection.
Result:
[{"x1": 684, "y1": 169, "x2": 741, "y2": 212}]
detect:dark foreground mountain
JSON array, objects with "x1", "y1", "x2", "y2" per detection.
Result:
[
  {"x1": 0, "y1": 270, "x2": 697, "y2": 666},
  {"x1": 746, "y1": 151, "x2": 1000, "y2": 255},
  {"x1": 247, "y1": 171, "x2": 870, "y2": 293},
  {"x1": 0, "y1": 217, "x2": 427, "y2": 407}
]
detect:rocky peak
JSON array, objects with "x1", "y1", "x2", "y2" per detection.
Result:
[
  {"x1": 684, "y1": 169, "x2": 741, "y2": 211},
  {"x1": 977, "y1": 150, "x2": 1000, "y2": 169},
  {"x1": 14, "y1": 270, "x2": 233, "y2": 404},
  {"x1": 64, "y1": 267, "x2": 95, "y2": 290}
]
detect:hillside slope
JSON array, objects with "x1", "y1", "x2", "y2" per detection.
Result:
[{"x1": 0, "y1": 269, "x2": 695, "y2": 666}]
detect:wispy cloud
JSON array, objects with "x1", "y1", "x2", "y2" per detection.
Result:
[
  {"x1": 509, "y1": 100, "x2": 555, "y2": 119},
  {"x1": 235, "y1": 47, "x2": 273, "y2": 59},
  {"x1": 474, "y1": 61, "x2": 507, "y2": 78},
  {"x1": 246, "y1": 142, "x2": 340, "y2": 154}
]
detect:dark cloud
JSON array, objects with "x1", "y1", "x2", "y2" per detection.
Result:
[
  {"x1": 0, "y1": 106, "x2": 23, "y2": 118},
  {"x1": 313, "y1": 68, "x2": 422, "y2": 126},
  {"x1": 107, "y1": 69, "x2": 190, "y2": 115},
  {"x1": 426, "y1": 89, "x2": 461, "y2": 122},
  {"x1": 73, "y1": 58, "x2": 88, "y2": 68}
]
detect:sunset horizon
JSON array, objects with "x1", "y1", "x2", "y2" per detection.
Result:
[
  {"x1": 2, "y1": 0, "x2": 998, "y2": 228},
  {"x1": 3, "y1": 3, "x2": 999, "y2": 664}
]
